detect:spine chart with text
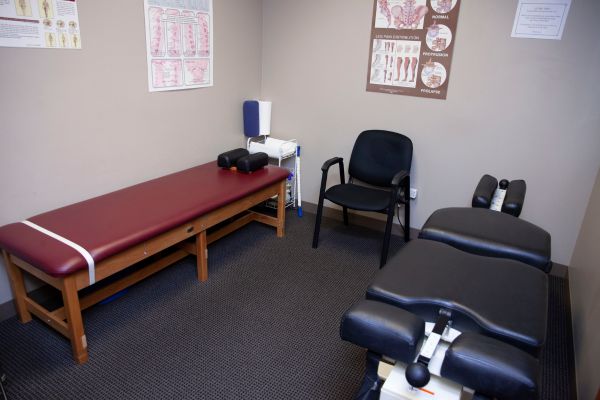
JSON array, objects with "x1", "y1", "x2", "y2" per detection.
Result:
[
  {"x1": 0, "y1": 0, "x2": 81, "y2": 49},
  {"x1": 367, "y1": 0, "x2": 461, "y2": 100},
  {"x1": 144, "y1": 0, "x2": 212, "y2": 92}
]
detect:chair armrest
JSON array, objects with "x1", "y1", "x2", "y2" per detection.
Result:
[
  {"x1": 389, "y1": 170, "x2": 411, "y2": 241},
  {"x1": 391, "y1": 170, "x2": 409, "y2": 188},
  {"x1": 321, "y1": 157, "x2": 343, "y2": 172},
  {"x1": 319, "y1": 157, "x2": 346, "y2": 192},
  {"x1": 390, "y1": 170, "x2": 410, "y2": 207}
]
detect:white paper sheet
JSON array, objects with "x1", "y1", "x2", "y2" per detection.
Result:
[
  {"x1": 0, "y1": 0, "x2": 82, "y2": 49},
  {"x1": 144, "y1": 0, "x2": 213, "y2": 92},
  {"x1": 512, "y1": 0, "x2": 571, "y2": 40}
]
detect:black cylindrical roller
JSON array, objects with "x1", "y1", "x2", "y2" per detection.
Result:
[
  {"x1": 472, "y1": 174, "x2": 498, "y2": 209},
  {"x1": 502, "y1": 180, "x2": 526, "y2": 217},
  {"x1": 237, "y1": 152, "x2": 269, "y2": 173}
]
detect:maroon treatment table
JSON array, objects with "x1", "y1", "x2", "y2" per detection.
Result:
[{"x1": 0, "y1": 161, "x2": 289, "y2": 364}]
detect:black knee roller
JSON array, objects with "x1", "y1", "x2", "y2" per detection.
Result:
[
  {"x1": 217, "y1": 148, "x2": 249, "y2": 169},
  {"x1": 236, "y1": 152, "x2": 269, "y2": 173},
  {"x1": 472, "y1": 174, "x2": 498, "y2": 209},
  {"x1": 472, "y1": 174, "x2": 527, "y2": 217},
  {"x1": 502, "y1": 180, "x2": 526, "y2": 217}
]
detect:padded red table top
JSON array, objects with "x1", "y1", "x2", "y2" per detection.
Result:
[{"x1": 0, "y1": 162, "x2": 289, "y2": 278}]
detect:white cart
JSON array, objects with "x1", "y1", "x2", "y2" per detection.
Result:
[{"x1": 247, "y1": 136, "x2": 298, "y2": 209}]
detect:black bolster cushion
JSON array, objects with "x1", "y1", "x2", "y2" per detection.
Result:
[
  {"x1": 441, "y1": 332, "x2": 539, "y2": 400},
  {"x1": 502, "y1": 180, "x2": 526, "y2": 217},
  {"x1": 236, "y1": 152, "x2": 269, "y2": 173},
  {"x1": 217, "y1": 148, "x2": 250, "y2": 168},
  {"x1": 340, "y1": 300, "x2": 425, "y2": 364},
  {"x1": 472, "y1": 174, "x2": 498, "y2": 209}
]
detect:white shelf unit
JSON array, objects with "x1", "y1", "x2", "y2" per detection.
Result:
[{"x1": 247, "y1": 136, "x2": 297, "y2": 209}]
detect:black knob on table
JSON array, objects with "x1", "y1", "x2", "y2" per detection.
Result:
[{"x1": 405, "y1": 362, "x2": 430, "y2": 388}]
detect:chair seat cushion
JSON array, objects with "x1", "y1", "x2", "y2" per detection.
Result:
[
  {"x1": 367, "y1": 239, "x2": 548, "y2": 353},
  {"x1": 325, "y1": 183, "x2": 390, "y2": 211},
  {"x1": 419, "y1": 207, "x2": 552, "y2": 272}
]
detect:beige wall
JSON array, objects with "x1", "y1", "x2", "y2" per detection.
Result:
[
  {"x1": 1, "y1": 1, "x2": 599, "y2": 302},
  {"x1": 261, "y1": 0, "x2": 600, "y2": 266},
  {"x1": 0, "y1": 0, "x2": 264, "y2": 304},
  {"x1": 570, "y1": 167, "x2": 600, "y2": 400}
]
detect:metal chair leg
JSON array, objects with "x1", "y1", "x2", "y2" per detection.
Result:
[
  {"x1": 312, "y1": 195, "x2": 325, "y2": 248},
  {"x1": 313, "y1": 171, "x2": 330, "y2": 248},
  {"x1": 343, "y1": 207, "x2": 349, "y2": 226},
  {"x1": 380, "y1": 206, "x2": 395, "y2": 268},
  {"x1": 404, "y1": 178, "x2": 411, "y2": 242},
  {"x1": 404, "y1": 202, "x2": 410, "y2": 241}
]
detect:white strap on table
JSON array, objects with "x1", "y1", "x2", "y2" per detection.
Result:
[{"x1": 21, "y1": 220, "x2": 96, "y2": 285}]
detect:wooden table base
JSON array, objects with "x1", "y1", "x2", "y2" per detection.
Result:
[{"x1": 3, "y1": 179, "x2": 286, "y2": 364}]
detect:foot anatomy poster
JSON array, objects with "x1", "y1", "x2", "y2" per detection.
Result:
[
  {"x1": 366, "y1": 0, "x2": 461, "y2": 100},
  {"x1": 0, "y1": 0, "x2": 81, "y2": 49},
  {"x1": 144, "y1": 0, "x2": 213, "y2": 92}
]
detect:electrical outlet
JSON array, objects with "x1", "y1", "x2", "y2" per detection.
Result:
[{"x1": 409, "y1": 188, "x2": 418, "y2": 199}]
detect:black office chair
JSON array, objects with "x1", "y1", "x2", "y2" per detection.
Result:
[{"x1": 312, "y1": 130, "x2": 412, "y2": 267}]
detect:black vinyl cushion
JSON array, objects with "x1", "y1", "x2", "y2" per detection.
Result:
[
  {"x1": 340, "y1": 300, "x2": 425, "y2": 364},
  {"x1": 217, "y1": 148, "x2": 249, "y2": 168},
  {"x1": 502, "y1": 180, "x2": 527, "y2": 217},
  {"x1": 237, "y1": 152, "x2": 269, "y2": 173},
  {"x1": 442, "y1": 332, "x2": 539, "y2": 400},
  {"x1": 366, "y1": 240, "x2": 548, "y2": 353},
  {"x1": 419, "y1": 207, "x2": 552, "y2": 272},
  {"x1": 472, "y1": 174, "x2": 498, "y2": 209},
  {"x1": 348, "y1": 130, "x2": 412, "y2": 188},
  {"x1": 325, "y1": 184, "x2": 391, "y2": 211}
]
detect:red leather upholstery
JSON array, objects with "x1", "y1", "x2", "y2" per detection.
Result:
[{"x1": 0, "y1": 162, "x2": 289, "y2": 277}]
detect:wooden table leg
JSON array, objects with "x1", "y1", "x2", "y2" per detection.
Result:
[
  {"x1": 61, "y1": 276, "x2": 88, "y2": 364},
  {"x1": 2, "y1": 251, "x2": 32, "y2": 323},
  {"x1": 277, "y1": 180, "x2": 286, "y2": 238},
  {"x1": 196, "y1": 230, "x2": 208, "y2": 282}
]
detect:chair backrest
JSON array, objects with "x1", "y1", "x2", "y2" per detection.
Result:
[{"x1": 348, "y1": 130, "x2": 413, "y2": 188}]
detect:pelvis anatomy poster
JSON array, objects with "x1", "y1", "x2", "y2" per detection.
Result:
[
  {"x1": 366, "y1": 0, "x2": 461, "y2": 100},
  {"x1": 0, "y1": 0, "x2": 82, "y2": 49},
  {"x1": 144, "y1": 0, "x2": 213, "y2": 92}
]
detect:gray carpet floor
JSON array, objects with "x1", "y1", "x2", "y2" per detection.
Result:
[{"x1": 0, "y1": 211, "x2": 576, "y2": 399}]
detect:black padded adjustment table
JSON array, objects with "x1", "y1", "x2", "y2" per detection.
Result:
[
  {"x1": 442, "y1": 332, "x2": 540, "y2": 400},
  {"x1": 419, "y1": 207, "x2": 552, "y2": 272},
  {"x1": 340, "y1": 300, "x2": 425, "y2": 364},
  {"x1": 367, "y1": 239, "x2": 548, "y2": 353}
]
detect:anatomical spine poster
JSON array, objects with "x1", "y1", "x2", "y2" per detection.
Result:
[
  {"x1": 0, "y1": 0, "x2": 82, "y2": 49},
  {"x1": 366, "y1": 0, "x2": 461, "y2": 100},
  {"x1": 143, "y1": 0, "x2": 213, "y2": 92}
]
